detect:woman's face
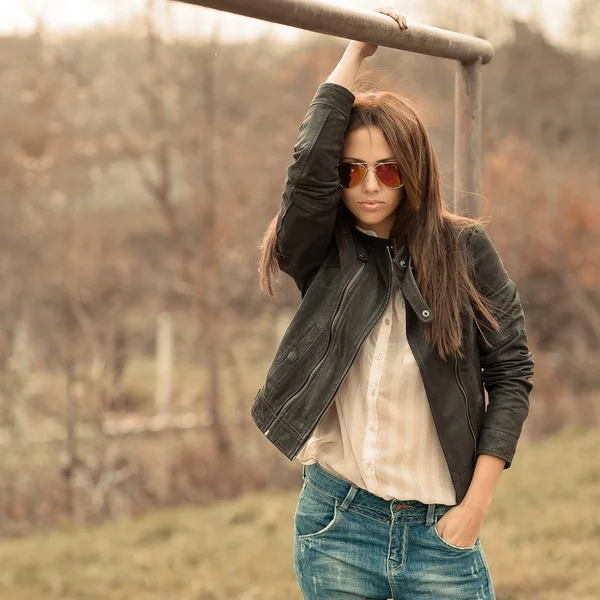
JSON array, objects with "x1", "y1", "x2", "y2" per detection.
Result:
[{"x1": 340, "y1": 126, "x2": 403, "y2": 239}]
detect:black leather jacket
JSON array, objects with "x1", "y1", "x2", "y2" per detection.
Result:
[{"x1": 251, "y1": 82, "x2": 534, "y2": 504}]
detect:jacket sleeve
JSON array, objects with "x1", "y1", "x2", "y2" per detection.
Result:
[
  {"x1": 470, "y1": 225, "x2": 535, "y2": 469},
  {"x1": 276, "y1": 82, "x2": 355, "y2": 290}
]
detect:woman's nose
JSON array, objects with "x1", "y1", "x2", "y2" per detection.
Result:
[{"x1": 363, "y1": 167, "x2": 380, "y2": 190}]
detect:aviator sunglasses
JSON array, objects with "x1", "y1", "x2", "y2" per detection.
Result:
[{"x1": 338, "y1": 161, "x2": 403, "y2": 189}]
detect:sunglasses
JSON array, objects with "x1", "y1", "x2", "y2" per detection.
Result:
[{"x1": 338, "y1": 161, "x2": 403, "y2": 189}]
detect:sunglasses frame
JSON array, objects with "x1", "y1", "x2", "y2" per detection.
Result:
[{"x1": 338, "y1": 161, "x2": 404, "y2": 190}]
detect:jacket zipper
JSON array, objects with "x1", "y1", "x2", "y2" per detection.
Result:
[
  {"x1": 455, "y1": 357, "x2": 477, "y2": 456},
  {"x1": 288, "y1": 245, "x2": 396, "y2": 459},
  {"x1": 264, "y1": 259, "x2": 367, "y2": 440}
]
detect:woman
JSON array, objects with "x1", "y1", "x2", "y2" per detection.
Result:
[{"x1": 253, "y1": 7, "x2": 534, "y2": 599}]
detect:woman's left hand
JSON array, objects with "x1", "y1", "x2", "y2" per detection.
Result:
[
  {"x1": 435, "y1": 502, "x2": 485, "y2": 548},
  {"x1": 347, "y1": 7, "x2": 408, "y2": 59}
]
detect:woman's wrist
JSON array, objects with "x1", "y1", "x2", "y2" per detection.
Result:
[
  {"x1": 326, "y1": 46, "x2": 365, "y2": 92},
  {"x1": 344, "y1": 42, "x2": 368, "y2": 62}
]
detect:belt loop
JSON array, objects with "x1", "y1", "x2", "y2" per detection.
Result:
[
  {"x1": 339, "y1": 484, "x2": 359, "y2": 512},
  {"x1": 301, "y1": 464, "x2": 307, "y2": 480},
  {"x1": 425, "y1": 503, "x2": 436, "y2": 526}
]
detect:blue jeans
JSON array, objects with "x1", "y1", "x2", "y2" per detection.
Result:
[{"x1": 294, "y1": 463, "x2": 496, "y2": 599}]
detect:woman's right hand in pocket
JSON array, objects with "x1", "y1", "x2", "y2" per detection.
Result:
[{"x1": 348, "y1": 6, "x2": 408, "y2": 59}]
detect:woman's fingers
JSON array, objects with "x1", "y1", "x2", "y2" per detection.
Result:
[
  {"x1": 374, "y1": 6, "x2": 408, "y2": 30},
  {"x1": 345, "y1": 5, "x2": 407, "y2": 59}
]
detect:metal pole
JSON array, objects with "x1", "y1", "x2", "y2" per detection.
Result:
[
  {"x1": 175, "y1": 0, "x2": 494, "y2": 64},
  {"x1": 453, "y1": 59, "x2": 482, "y2": 218}
]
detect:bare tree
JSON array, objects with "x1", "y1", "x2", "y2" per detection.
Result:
[{"x1": 121, "y1": 0, "x2": 233, "y2": 460}]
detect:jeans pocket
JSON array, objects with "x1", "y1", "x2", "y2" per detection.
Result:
[
  {"x1": 432, "y1": 523, "x2": 480, "y2": 552},
  {"x1": 294, "y1": 482, "x2": 339, "y2": 541}
]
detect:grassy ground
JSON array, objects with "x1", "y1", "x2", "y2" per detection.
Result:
[{"x1": 0, "y1": 426, "x2": 598, "y2": 600}]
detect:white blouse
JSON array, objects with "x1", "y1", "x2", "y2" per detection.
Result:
[{"x1": 296, "y1": 229, "x2": 457, "y2": 505}]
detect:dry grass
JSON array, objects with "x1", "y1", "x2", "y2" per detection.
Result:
[{"x1": 0, "y1": 426, "x2": 598, "y2": 600}]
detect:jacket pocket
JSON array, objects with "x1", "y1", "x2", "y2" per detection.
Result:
[
  {"x1": 460, "y1": 366, "x2": 486, "y2": 434},
  {"x1": 266, "y1": 323, "x2": 323, "y2": 391}
]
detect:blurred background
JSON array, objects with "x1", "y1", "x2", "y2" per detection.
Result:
[{"x1": 0, "y1": 0, "x2": 598, "y2": 598}]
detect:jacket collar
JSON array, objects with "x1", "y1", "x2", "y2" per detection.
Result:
[
  {"x1": 353, "y1": 227, "x2": 409, "y2": 270},
  {"x1": 352, "y1": 228, "x2": 433, "y2": 324}
]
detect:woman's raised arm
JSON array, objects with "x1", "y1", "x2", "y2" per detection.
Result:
[
  {"x1": 274, "y1": 46, "x2": 364, "y2": 289},
  {"x1": 274, "y1": 8, "x2": 407, "y2": 291}
]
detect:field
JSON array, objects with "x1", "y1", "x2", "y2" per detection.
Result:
[{"x1": 0, "y1": 426, "x2": 598, "y2": 600}]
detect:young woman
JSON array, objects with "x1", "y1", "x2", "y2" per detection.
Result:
[{"x1": 253, "y1": 8, "x2": 534, "y2": 599}]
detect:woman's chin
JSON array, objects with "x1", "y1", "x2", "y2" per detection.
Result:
[{"x1": 357, "y1": 215, "x2": 389, "y2": 229}]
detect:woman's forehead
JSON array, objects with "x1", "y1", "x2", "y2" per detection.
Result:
[{"x1": 343, "y1": 126, "x2": 393, "y2": 159}]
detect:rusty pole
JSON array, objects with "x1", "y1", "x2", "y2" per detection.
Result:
[
  {"x1": 176, "y1": 0, "x2": 493, "y2": 64},
  {"x1": 453, "y1": 59, "x2": 482, "y2": 217}
]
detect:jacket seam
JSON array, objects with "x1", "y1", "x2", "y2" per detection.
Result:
[
  {"x1": 260, "y1": 398, "x2": 304, "y2": 438},
  {"x1": 480, "y1": 428, "x2": 518, "y2": 443},
  {"x1": 277, "y1": 416, "x2": 303, "y2": 437},
  {"x1": 255, "y1": 393, "x2": 276, "y2": 416},
  {"x1": 310, "y1": 100, "x2": 353, "y2": 119}
]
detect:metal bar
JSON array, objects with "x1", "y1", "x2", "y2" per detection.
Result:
[
  {"x1": 453, "y1": 59, "x2": 482, "y2": 217},
  {"x1": 175, "y1": 0, "x2": 494, "y2": 64}
]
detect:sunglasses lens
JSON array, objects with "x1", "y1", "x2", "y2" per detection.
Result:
[
  {"x1": 338, "y1": 163, "x2": 366, "y2": 188},
  {"x1": 376, "y1": 163, "x2": 402, "y2": 188}
]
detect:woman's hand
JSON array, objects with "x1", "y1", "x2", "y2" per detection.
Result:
[
  {"x1": 435, "y1": 502, "x2": 486, "y2": 548},
  {"x1": 347, "y1": 6, "x2": 408, "y2": 59},
  {"x1": 327, "y1": 7, "x2": 407, "y2": 91}
]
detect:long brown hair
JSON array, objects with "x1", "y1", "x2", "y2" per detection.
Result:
[{"x1": 258, "y1": 88, "x2": 500, "y2": 361}]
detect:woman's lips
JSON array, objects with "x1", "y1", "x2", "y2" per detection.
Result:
[{"x1": 358, "y1": 202, "x2": 384, "y2": 212}]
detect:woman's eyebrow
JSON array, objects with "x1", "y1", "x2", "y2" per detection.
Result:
[{"x1": 341, "y1": 156, "x2": 396, "y2": 162}]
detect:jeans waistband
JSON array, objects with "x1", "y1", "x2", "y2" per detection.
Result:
[{"x1": 303, "y1": 462, "x2": 453, "y2": 526}]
